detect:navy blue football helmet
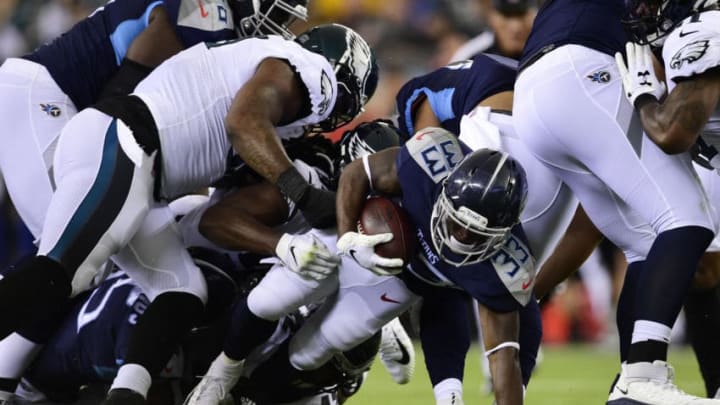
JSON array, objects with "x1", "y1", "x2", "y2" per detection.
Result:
[
  {"x1": 296, "y1": 24, "x2": 379, "y2": 132},
  {"x1": 337, "y1": 119, "x2": 402, "y2": 169},
  {"x1": 430, "y1": 149, "x2": 528, "y2": 266},
  {"x1": 231, "y1": 0, "x2": 308, "y2": 39},
  {"x1": 621, "y1": 0, "x2": 717, "y2": 46}
]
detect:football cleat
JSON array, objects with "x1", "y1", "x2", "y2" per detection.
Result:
[
  {"x1": 379, "y1": 317, "x2": 415, "y2": 384},
  {"x1": 607, "y1": 360, "x2": 720, "y2": 405},
  {"x1": 101, "y1": 388, "x2": 146, "y2": 405},
  {"x1": 184, "y1": 354, "x2": 243, "y2": 405}
]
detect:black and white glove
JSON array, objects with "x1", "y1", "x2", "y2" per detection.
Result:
[
  {"x1": 277, "y1": 166, "x2": 336, "y2": 229},
  {"x1": 615, "y1": 42, "x2": 666, "y2": 108},
  {"x1": 336, "y1": 232, "x2": 404, "y2": 276},
  {"x1": 275, "y1": 232, "x2": 340, "y2": 280}
]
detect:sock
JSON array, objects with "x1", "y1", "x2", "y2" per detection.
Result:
[
  {"x1": 123, "y1": 292, "x2": 204, "y2": 376},
  {"x1": 684, "y1": 284, "x2": 720, "y2": 396},
  {"x1": 0, "y1": 333, "x2": 43, "y2": 388},
  {"x1": 635, "y1": 227, "x2": 713, "y2": 326},
  {"x1": 628, "y1": 226, "x2": 713, "y2": 364},
  {"x1": 433, "y1": 378, "x2": 463, "y2": 402},
  {"x1": 627, "y1": 320, "x2": 671, "y2": 364},
  {"x1": 110, "y1": 363, "x2": 152, "y2": 398},
  {"x1": 0, "y1": 256, "x2": 71, "y2": 340},
  {"x1": 616, "y1": 261, "x2": 645, "y2": 362},
  {"x1": 222, "y1": 296, "x2": 278, "y2": 361}
]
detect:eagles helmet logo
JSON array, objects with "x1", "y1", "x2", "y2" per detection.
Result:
[
  {"x1": 669, "y1": 40, "x2": 710, "y2": 70},
  {"x1": 318, "y1": 71, "x2": 333, "y2": 116}
]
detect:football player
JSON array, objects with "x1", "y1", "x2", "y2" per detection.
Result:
[
  {"x1": 0, "y1": 23, "x2": 376, "y2": 405},
  {"x1": 11, "y1": 249, "x2": 380, "y2": 405},
  {"x1": 615, "y1": 0, "x2": 720, "y2": 398},
  {"x1": 513, "y1": 1, "x2": 719, "y2": 403},
  {"x1": 394, "y1": 52, "x2": 581, "y2": 395},
  {"x1": 0, "y1": 1, "x2": 308, "y2": 403},
  {"x1": 182, "y1": 121, "x2": 416, "y2": 405},
  {"x1": 303, "y1": 130, "x2": 532, "y2": 405}
]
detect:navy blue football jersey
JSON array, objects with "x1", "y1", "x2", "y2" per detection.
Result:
[
  {"x1": 395, "y1": 53, "x2": 517, "y2": 139},
  {"x1": 520, "y1": 0, "x2": 627, "y2": 67},
  {"x1": 24, "y1": 0, "x2": 238, "y2": 110},
  {"x1": 397, "y1": 130, "x2": 536, "y2": 313},
  {"x1": 23, "y1": 274, "x2": 153, "y2": 399}
]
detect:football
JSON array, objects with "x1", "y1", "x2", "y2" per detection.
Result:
[{"x1": 358, "y1": 196, "x2": 418, "y2": 265}]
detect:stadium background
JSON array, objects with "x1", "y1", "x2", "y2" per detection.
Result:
[{"x1": 0, "y1": 0, "x2": 706, "y2": 403}]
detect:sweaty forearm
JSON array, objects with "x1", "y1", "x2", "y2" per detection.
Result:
[
  {"x1": 336, "y1": 160, "x2": 371, "y2": 235},
  {"x1": 639, "y1": 77, "x2": 718, "y2": 154},
  {"x1": 232, "y1": 121, "x2": 294, "y2": 184}
]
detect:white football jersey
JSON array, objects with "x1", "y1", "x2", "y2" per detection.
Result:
[
  {"x1": 663, "y1": 10, "x2": 720, "y2": 168},
  {"x1": 134, "y1": 35, "x2": 337, "y2": 198}
]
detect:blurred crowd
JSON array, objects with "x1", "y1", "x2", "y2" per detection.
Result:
[{"x1": 0, "y1": 0, "x2": 664, "y2": 348}]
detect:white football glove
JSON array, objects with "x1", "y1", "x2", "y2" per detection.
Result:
[
  {"x1": 336, "y1": 231, "x2": 404, "y2": 276},
  {"x1": 615, "y1": 42, "x2": 666, "y2": 107},
  {"x1": 275, "y1": 232, "x2": 340, "y2": 280}
]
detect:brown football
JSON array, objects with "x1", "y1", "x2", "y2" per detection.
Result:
[{"x1": 358, "y1": 196, "x2": 418, "y2": 265}]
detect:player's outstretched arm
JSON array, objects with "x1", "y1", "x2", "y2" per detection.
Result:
[
  {"x1": 638, "y1": 68, "x2": 720, "y2": 154},
  {"x1": 227, "y1": 58, "x2": 304, "y2": 183},
  {"x1": 199, "y1": 181, "x2": 289, "y2": 255},
  {"x1": 335, "y1": 147, "x2": 405, "y2": 274},
  {"x1": 227, "y1": 59, "x2": 338, "y2": 229},
  {"x1": 534, "y1": 205, "x2": 603, "y2": 299},
  {"x1": 479, "y1": 305, "x2": 523, "y2": 405}
]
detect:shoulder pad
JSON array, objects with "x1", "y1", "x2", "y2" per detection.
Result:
[
  {"x1": 490, "y1": 234, "x2": 536, "y2": 306},
  {"x1": 663, "y1": 12, "x2": 720, "y2": 81},
  {"x1": 404, "y1": 127, "x2": 465, "y2": 184}
]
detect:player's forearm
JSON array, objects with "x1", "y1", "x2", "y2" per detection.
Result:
[
  {"x1": 230, "y1": 121, "x2": 293, "y2": 184},
  {"x1": 199, "y1": 207, "x2": 280, "y2": 255},
  {"x1": 638, "y1": 97, "x2": 703, "y2": 154},
  {"x1": 336, "y1": 160, "x2": 371, "y2": 235},
  {"x1": 535, "y1": 206, "x2": 601, "y2": 299}
]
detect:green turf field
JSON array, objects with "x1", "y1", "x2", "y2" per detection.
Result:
[{"x1": 351, "y1": 344, "x2": 705, "y2": 404}]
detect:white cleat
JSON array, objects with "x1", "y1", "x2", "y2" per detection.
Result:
[
  {"x1": 607, "y1": 360, "x2": 720, "y2": 405},
  {"x1": 379, "y1": 317, "x2": 415, "y2": 384},
  {"x1": 184, "y1": 353, "x2": 243, "y2": 405}
]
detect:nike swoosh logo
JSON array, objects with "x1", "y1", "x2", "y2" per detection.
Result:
[
  {"x1": 198, "y1": 0, "x2": 209, "y2": 17},
  {"x1": 380, "y1": 293, "x2": 401, "y2": 304},
  {"x1": 349, "y1": 249, "x2": 360, "y2": 263},
  {"x1": 679, "y1": 30, "x2": 698, "y2": 37},
  {"x1": 290, "y1": 246, "x2": 298, "y2": 264},
  {"x1": 617, "y1": 386, "x2": 629, "y2": 395},
  {"x1": 393, "y1": 330, "x2": 411, "y2": 365},
  {"x1": 522, "y1": 278, "x2": 533, "y2": 290}
]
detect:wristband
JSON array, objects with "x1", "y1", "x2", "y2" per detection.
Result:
[{"x1": 277, "y1": 166, "x2": 310, "y2": 204}]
